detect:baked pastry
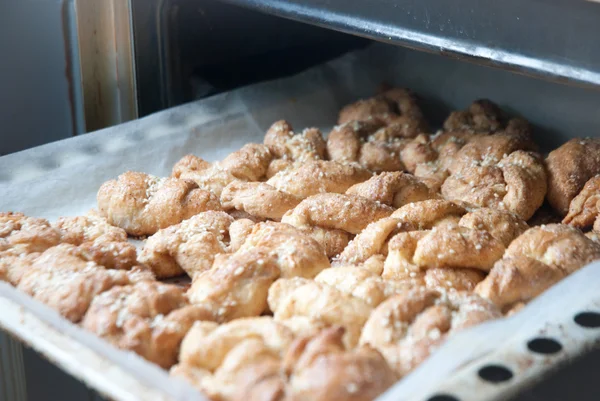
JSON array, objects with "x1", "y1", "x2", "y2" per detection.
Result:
[
  {"x1": 82, "y1": 281, "x2": 215, "y2": 368},
  {"x1": 173, "y1": 144, "x2": 273, "y2": 197},
  {"x1": 381, "y1": 207, "x2": 527, "y2": 280},
  {"x1": 359, "y1": 288, "x2": 501, "y2": 377},
  {"x1": 187, "y1": 222, "x2": 329, "y2": 322},
  {"x1": 546, "y1": 138, "x2": 600, "y2": 215},
  {"x1": 337, "y1": 200, "x2": 467, "y2": 268},
  {"x1": 563, "y1": 175, "x2": 600, "y2": 229},
  {"x1": 52, "y1": 211, "x2": 127, "y2": 245},
  {"x1": 264, "y1": 121, "x2": 327, "y2": 167},
  {"x1": 475, "y1": 224, "x2": 600, "y2": 310},
  {"x1": 268, "y1": 277, "x2": 373, "y2": 347},
  {"x1": 16, "y1": 244, "x2": 153, "y2": 322},
  {"x1": 139, "y1": 211, "x2": 235, "y2": 278},
  {"x1": 97, "y1": 172, "x2": 221, "y2": 236},
  {"x1": 0, "y1": 212, "x2": 61, "y2": 254},
  {"x1": 443, "y1": 99, "x2": 507, "y2": 133},
  {"x1": 327, "y1": 121, "x2": 432, "y2": 173},
  {"x1": 283, "y1": 326, "x2": 397, "y2": 401},
  {"x1": 442, "y1": 150, "x2": 546, "y2": 220},
  {"x1": 221, "y1": 181, "x2": 302, "y2": 220},
  {"x1": 266, "y1": 160, "x2": 371, "y2": 199},
  {"x1": 282, "y1": 193, "x2": 394, "y2": 257},
  {"x1": 345, "y1": 171, "x2": 438, "y2": 208},
  {"x1": 338, "y1": 87, "x2": 426, "y2": 127}
]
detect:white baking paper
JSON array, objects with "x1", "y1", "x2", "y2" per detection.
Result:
[{"x1": 1, "y1": 43, "x2": 600, "y2": 401}]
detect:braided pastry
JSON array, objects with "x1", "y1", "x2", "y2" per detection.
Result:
[
  {"x1": 0, "y1": 212, "x2": 60, "y2": 255},
  {"x1": 221, "y1": 181, "x2": 301, "y2": 220},
  {"x1": 360, "y1": 288, "x2": 500, "y2": 377},
  {"x1": 282, "y1": 193, "x2": 394, "y2": 257},
  {"x1": 172, "y1": 144, "x2": 273, "y2": 196},
  {"x1": 284, "y1": 326, "x2": 397, "y2": 401},
  {"x1": 266, "y1": 160, "x2": 371, "y2": 199},
  {"x1": 139, "y1": 211, "x2": 235, "y2": 278},
  {"x1": 475, "y1": 224, "x2": 600, "y2": 310},
  {"x1": 16, "y1": 244, "x2": 153, "y2": 322},
  {"x1": 345, "y1": 171, "x2": 438, "y2": 208},
  {"x1": 546, "y1": 138, "x2": 600, "y2": 215},
  {"x1": 97, "y1": 172, "x2": 221, "y2": 236},
  {"x1": 442, "y1": 150, "x2": 547, "y2": 220},
  {"x1": 268, "y1": 277, "x2": 373, "y2": 347},
  {"x1": 563, "y1": 175, "x2": 600, "y2": 229},
  {"x1": 187, "y1": 222, "x2": 329, "y2": 321},
  {"x1": 82, "y1": 281, "x2": 215, "y2": 368}
]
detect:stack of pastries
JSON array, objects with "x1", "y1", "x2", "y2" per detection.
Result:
[{"x1": 2, "y1": 87, "x2": 600, "y2": 401}]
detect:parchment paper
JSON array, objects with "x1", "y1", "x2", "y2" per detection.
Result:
[{"x1": 1, "y1": 43, "x2": 600, "y2": 401}]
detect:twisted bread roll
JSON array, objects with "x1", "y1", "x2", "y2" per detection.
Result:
[
  {"x1": 53, "y1": 210, "x2": 127, "y2": 245},
  {"x1": 282, "y1": 193, "x2": 394, "y2": 257},
  {"x1": 475, "y1": 224, "x2": 600, "y2": 310},
  {"x1": 268, "y1": 277, "x2": 373, "y2": 347},
  {"x1": 82, "y1": 281, "x2": 215, "y2": 368},
  {"x1": 360, "y1": 288, "x2": 500, "y2": 376},
  {"x1": 17, "y1": 244, "x2": 153, "y2": 322},
  {"x1": 285, "y1": 327, "x2": 397, "y2": 401},
  {"x1": 139, "y1": 211, "x2": 235, "y2": 278},
  {"x1": 546, "y1": 138, "x2": 600, "y2": 215},
  {"x1": 0, "y1": 212, "x2": 60, "y2": 254},
  {"x1": 345, "y1": 171, "x2": 438, "y2": 208},
  {"x1": 221, "y1": 181, "x2": 301, "y2": 220},
  {"x1": 442, "y1": 150, "x2": 546, "y2": 220},
  {"x1": 266, "y1": 160, "x2": 371, "y2": 199},
  {"x1": 97, "y1": 172, "x2": 221, "y2": 236},
  {"x1": 563, "y1": 175, "x2": 600, "y2": 229}
]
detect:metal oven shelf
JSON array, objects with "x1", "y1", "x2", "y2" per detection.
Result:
[{"x1": 217, "y1": 0, "x2": 600, "y2": 88}]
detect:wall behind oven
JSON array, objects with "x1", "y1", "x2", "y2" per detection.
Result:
[{"x1": 0, "y1": 0, "x2": 84, "y2": 156}]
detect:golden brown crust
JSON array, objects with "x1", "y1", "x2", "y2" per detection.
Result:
[
  {"x1": 287, "y1": 327, "x2": 397, "y2": 401},
  {"x1": 82, "y1": 281, "x2": 215, "y2": 368},
  {"x1": 475, "y1": 224, "x2": 600, "y2": 308},
  {"x1": 221, "y1": 181, "x2": 301, "y2": 220},
  {"x1": 359, "y1": 289, "x2": 500, "y2": 376},
  {"x1": 77, "y1": 240, "x2": 141, "y2": 271},
  {"x1": 264, "y1": 121, "x2": 327, "y2": 162},
  {"x1": 266, "y1": 160, "x2": 371, "y2": 199},
  {"x1": 97, "y1": 172, "x2": 221, "y2": 236},
  {"x1": 563, "y1": 175, "x2": 600, "y2": 228},
  {"x1": 282, "y1": 193, "x2": 394, "y2": 236},
  {"x1": 391, "y1": 199, "x2": 466, "y2": 229},
  {"x1": 0, "y1": 212, "x2": 61, "y2": 254},
  {"x1": 237, "y1": 222, "x2": 330, "y2": 279},
  {"x1": 345, "y1": 172, "x2": 438, "y2": 208},
  {"x1": 458, "y1": 208, "x2": 529, "y2": 247},
  {"x1": 443, "y1": 100, "x2": 504, "y2": 133},
  {"x1": 268, "y1": 278, "x2": 373, "y2": 347},
  {"x1": 138, "y1": 211, "x2": 234, "y2": 278},
  {"x1": 219, "y1": 144, "x2": 273, "y2": 182},
  {"x1": 53, "y1": 211, "x2": 127, "y2": 245},
  {"x1": 315, "y1": 266, "x2": 417, "y2": 307},
  {"x1": 442, "y1": 151, "x2": 547, "y2": 220},
  {"x1": 187, "y1": 249, "x2": 281, "y2": 322},
  {"x1": 172, "y1": 155, "x2": 237, "y2": 197},
  {"x1": 16, "y1": 244, "x2": 142, "y2": 322},
  {"x1": 338, "y1": 98, "x2": 396, "y2": 126},
  {"x1": 546, "y1": 138, "x2": 600, "y2": 215},
  {"x1": 179, "y1": 317, "x2": 294, "y2": 371}
]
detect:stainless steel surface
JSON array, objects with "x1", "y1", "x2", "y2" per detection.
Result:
[
  {"x1": 215, "y1": 0, "x2": 600, "y2": 89},
  {"x1": 74, "y1": 0, "x2": 138, "y2": 131}
]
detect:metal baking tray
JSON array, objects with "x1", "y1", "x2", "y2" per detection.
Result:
[
  {"x1": 1, "y1": 44, "x2": 600, "y2": 401},
  {"x1": 216, "y1": 0, "x2": 600, "y2": 89}
]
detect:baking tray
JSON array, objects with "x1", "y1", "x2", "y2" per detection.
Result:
[
  {"x1": 1, "y1": 44, "x2": 600, "y2": 401},
  {"x1": 216, "y1": 0, "x2": 600, "y2": 88}
]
